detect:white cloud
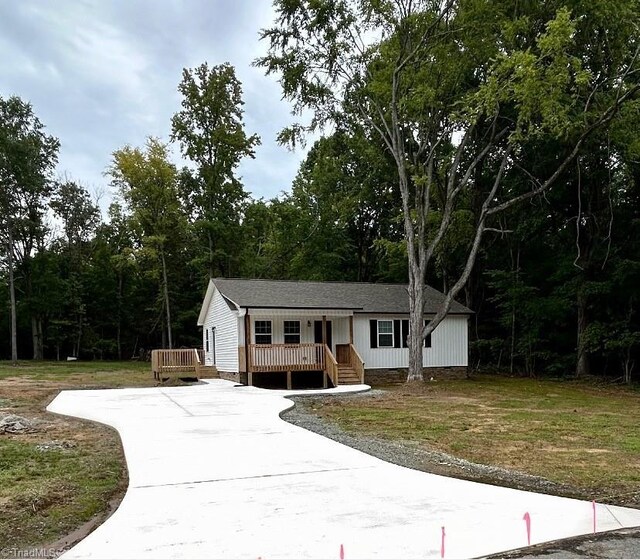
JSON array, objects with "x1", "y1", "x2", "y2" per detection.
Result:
[{"x1": 0, "y1": 0, "x2": 310, "y2": 209}]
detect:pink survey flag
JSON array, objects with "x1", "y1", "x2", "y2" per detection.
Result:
[{"x1": 523, "y1": 512, "x2": 531, "y2": 546}]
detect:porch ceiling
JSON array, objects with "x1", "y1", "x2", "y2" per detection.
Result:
[{"x1": 246, "y1": 308, "x2": 354, "y2": 317}]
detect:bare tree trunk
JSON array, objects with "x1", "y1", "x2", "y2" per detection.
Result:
[
  {"x1": 75, "y1": 315, "x2": 82, "y2": 358},
  {"x1": 117, "y1": 270, "x2": 123, "y2": 360},
  {"x1": 161, "y1": 250, "x2": 173, "y2": 349},
  {"x1": 576, "y1": 288, "x2": 590, "y2": 377},
  {"x1": 622, "y1": 351, "x2": 633, "y2": 384},
  {"x1": 6, "y1": 231, "x2": 18, "y2": 364},
  {"x1": 208, "y1": 231, "x2": 215, "y2": 279},
  {"x1": 407, "y1": 274, "x2": 425, "y2": 381},
  {"x1": 509, "y1": 246, "x2": 520, "y2": 374},
  {"x1": 32, "y1": 316, "x2": 44, "y2": 360}
]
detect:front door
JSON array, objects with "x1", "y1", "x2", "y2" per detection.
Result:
[{"x1": 314, "y1": 320, "x2": 332, "y2": 352}]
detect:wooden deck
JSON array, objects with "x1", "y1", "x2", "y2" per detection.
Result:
[
  {"x1": 152, "y1": 343, "x2": 363, "y2": 387},
  {"x1": 247, "y1": 343, "x2": 363, "y2": 388},
  {"x1": 151, "y1": 348, "x2": 216, "y2": 380}
]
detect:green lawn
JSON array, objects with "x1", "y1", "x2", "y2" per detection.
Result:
[
  {"x1": 0, "y1": 360, "x2": 158, "y2": 555},
  {"x1": 0, "y1": 359, "x2": 151, "y2": 383},
  {"x1": 306, "y1": 375, "x2": 640, "y2": 501}
]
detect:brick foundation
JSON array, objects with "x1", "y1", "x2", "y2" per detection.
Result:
[
  {"x1": 364, "y1": 366, "x2": 469, "y2": 386},
  {"x1": 217, "y1": 371, "x2": 248, "y2": 384}
]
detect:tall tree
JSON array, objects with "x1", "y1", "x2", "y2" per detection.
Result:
[
  {"x1": 257, "y1": 0, "x2": 640, "y2": 381},
  {"x1": 0, "y1": 95, "x2": 59, "y2": 361},
  {"x1": 50, "y1": 180, "x2": 100, "y2": 356},
  {"x1": 108, "y1": 138, "x2": 185, "y2": 349},
  {"x1": 171, "y1": 62, "x2": 260, "y2": 277},
  {"x1": 290, "y1": 131, "x2": 401, "y2": 282}
]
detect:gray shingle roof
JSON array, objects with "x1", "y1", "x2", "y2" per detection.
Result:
[{"x1": 211, "y1": 278, "x2": 472, "y2": 314}]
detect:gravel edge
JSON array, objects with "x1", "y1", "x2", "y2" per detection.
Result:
[{"x1": 281, "y1": 393, "x2": 586, "y2": 500}]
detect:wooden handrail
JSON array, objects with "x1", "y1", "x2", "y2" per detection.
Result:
[
  {"x1": 348, "y1": 344, "x2": 365, "y2": 384},
  {"x1": 324, "y1": 344, "x2": 339, "y2": 387}
]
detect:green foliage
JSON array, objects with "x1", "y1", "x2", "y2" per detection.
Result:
[
  {"x1": 1, "y1": 7, "x2": 639, "y2": 385},
  {"x1": 171, "y1": 62, "x2": 259, "y2": 277}
]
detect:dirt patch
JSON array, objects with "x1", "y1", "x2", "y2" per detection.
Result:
[{"x1": 0, "y1": 370, "x2": 135, "y2": 557}]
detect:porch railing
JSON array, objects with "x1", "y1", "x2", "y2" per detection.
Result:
[
  {"x1": 348, "y1": 344, "x2": 365, "y2": 383},
  {"x1": 151, "y1": 348, "x2": 203, "y2": 379},
  {"x1": 324, "y1": 344, "x2": 339, "y2": 387},
  {"x1": 249, "y1": 343, "x2": 324, "y2": 372}
]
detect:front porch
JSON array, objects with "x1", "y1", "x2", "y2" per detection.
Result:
[
  {"x1": 238, "y1": 310, "x2": 364, "y2": 388},
  {"x1": 246, "y1": 342, "x2": 364, "y2": 388}
]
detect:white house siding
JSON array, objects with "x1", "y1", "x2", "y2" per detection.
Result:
[
  {"x1": 202, "y1": 288, "x2": 239, "y2": 371},
  {"x1": 353, "y1": 314, "x2": 469, "y2": 369}
]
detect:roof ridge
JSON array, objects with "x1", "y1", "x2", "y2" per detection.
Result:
[{"x1": 212, "y1": 277, "x2": 410, "y2": 287}]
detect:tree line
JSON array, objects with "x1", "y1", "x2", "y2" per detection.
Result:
[{"x1": 1, "y1": 0, "x2": 639, "y2": 382}]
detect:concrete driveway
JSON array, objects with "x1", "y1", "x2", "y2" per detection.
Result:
[{"x1": 47, "y1": 380, "x2": 640, "y2": 559}]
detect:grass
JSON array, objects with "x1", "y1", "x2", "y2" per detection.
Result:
[
  {"x1": 0, "y1": 360, "x2": 159, "y2": 556},
  {"x1": 2, "y1": 363, "x2": 639, "y2": 553},
  {"x1": 0, "y1": 360, "x2": 151, "y2": 384},
  {"x1": 307, "y1": 375, "x2": 640, "y2": 501}
]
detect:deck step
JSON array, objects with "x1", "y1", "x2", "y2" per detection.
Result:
[
  {"x1": 197, "y1": 365, "x2": 219, "y2": 378},
  {"x1": 337, "y1": 366, "x2": 361, "y2": 385}
]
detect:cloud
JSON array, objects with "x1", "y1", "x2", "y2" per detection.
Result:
[{"x1": 0, "y1": 0, "x2": 308, "y2": 208}]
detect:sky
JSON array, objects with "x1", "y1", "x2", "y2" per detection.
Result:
[{"x1": 0, "y1": 0, "x2": 307, "y2": 212}]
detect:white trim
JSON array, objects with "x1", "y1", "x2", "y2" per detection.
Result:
[{"x1": 377, "y1": 319, "x2": 394, "y2": 347}]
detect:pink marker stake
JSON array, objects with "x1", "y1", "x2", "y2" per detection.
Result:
[
  {"x1": 441, "y1": 526, "x2": 446, "y2": 559},
  {"x1": 593, "y1": 501, "x2": 597, "y2": 534},
  {"x1": 339, "y1": 544, "x2": 344, "y2": 560},
  {"x1": 523, "y1": 512, "x2": 531, "y2": 546}
]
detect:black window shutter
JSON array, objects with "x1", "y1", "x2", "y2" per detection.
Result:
[
  {"x1": 393, "y1": 319, "x2": 401, "y2": 348},
  {"x1": 402, "y1": 319, "x2": 409, "y2": 348},
  {"x1": 369, "y1": 319, "x2": 378, "y2": 348},
  {"x1": 424, "y1": 320, "x2": 432, "y2": 348}
]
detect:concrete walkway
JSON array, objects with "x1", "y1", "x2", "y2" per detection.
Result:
[{"x1": 47, "y1": 380, "x2": 640, "y2": 559}]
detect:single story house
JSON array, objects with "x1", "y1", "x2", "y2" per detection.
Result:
[{"x1": 197, "y1": 278, "x2": 472, "y2": 387}]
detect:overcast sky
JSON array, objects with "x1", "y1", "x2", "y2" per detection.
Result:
[{"x1": 0, "y1": 0, "x2": 306, "y2": 211}]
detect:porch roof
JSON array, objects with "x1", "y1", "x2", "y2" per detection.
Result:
[{"x1": 209, "y1": 278, "x2": 472, "y2": 315}]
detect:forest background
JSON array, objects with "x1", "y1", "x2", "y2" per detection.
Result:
[{"x1": 1, "y1": 0, "x2": 639, "y2": 383}]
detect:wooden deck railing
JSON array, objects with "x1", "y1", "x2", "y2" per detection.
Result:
[
  {"x1": 324, "y1": 344, "x2": 339, "y2": 387},
  {"x1": 348, "y1": 344, "x2": 365, "y2": 383},
  {"x1": 152, "y1": 348, "x2": 203, "y2": 379},
  {"x1": 246, "y1": 343, "x2": 358, "y2": 386},
  {"x1": 249, "y1": 343, "x2": 325, "y2": 372}
]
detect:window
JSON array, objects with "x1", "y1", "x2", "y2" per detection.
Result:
[
  {"x1": 424, "y1": 320, "x2": 432, "y2": 348},
  {"x1": 283, "y1": 320, "x2": 301, "y2": 344},
  {"x1": 205, "y1": 328, "x2": 209, "y2": 352},
  {"x1": 211, "y1": 328, "x2": 216, "y2": 364},
  {"x1": 401, "y1": 320, "x2": 431, "y2": 347},
  {"x1": 254, "y1": 320, "x2": 272, "y2": 344},
  {"x1": 377, "y1": 320, "x2": 393, "y2": 347}
]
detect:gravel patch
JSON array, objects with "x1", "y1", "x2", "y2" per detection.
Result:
[
  {"x1": 0, "y1": 414, "x2": 42, "y2": 434},
  {"x1": 35, "y1": 440, "x2": 77, "y2": 452}
]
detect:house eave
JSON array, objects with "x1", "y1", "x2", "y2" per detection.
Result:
[
  {"x1": 240, "y1": 305, "x2": 362, "y2": 311},
  {"x1": 353, "y1": 310, "x2": 474, "y2": 315}
]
